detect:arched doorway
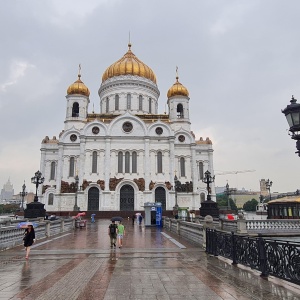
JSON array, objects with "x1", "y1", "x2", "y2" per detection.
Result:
[
  {"x1": 155, "y1": 187, "x2": 166, "y2": 211},
  {"x1": 120, "y1": 185, "x2": 134, "y2": 211},
  {"x1": 88, "y1": 187, "x2": 99, "y2": 211}
]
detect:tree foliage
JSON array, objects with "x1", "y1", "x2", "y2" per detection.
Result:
[
  {"x1": 0, "y1": 204, "x2": 20, "y2": 214},
  {"x1": 216, "y1": 194, "x2": 237, "y2": 210},
  {"x1": 243, "y1": 199, "x2": 258, "y2": 211}
]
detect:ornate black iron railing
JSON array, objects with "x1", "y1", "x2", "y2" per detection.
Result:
[{"x1": 206, "y1": 228, "x2": 300, "y2": 285}]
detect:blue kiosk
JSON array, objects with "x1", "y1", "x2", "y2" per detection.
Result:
[{"x1": 143, "y1": 202, "x2": 163, "y2": 227}]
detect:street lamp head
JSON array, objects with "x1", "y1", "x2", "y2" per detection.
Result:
[{"x1": 282, "y1": 95, "x2": 300, "y2": 138}]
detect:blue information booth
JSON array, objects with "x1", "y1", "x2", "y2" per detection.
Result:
[{"x1": 143, "y1": 202, "x2": 162, "y2": 227}]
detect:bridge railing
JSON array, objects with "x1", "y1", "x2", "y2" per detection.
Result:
[
  {"x1": 205, "y1": 228, "x2": 300, "y2": 285},
  {"x1": 0, "y1": 218, "x2": 75, "y2": 251}
]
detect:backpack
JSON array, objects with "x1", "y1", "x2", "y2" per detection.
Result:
[{"x1": 109, "y1": 224, "x2": 116, "y2": 234}]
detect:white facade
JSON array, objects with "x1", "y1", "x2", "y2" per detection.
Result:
[{"x1": 39, "y1": 46, "x2": 215, "y2": 212}]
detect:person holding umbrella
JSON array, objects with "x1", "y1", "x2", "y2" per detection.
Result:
[{"x1": 23, "y1": 225, "x2": 35, "y2": 259}]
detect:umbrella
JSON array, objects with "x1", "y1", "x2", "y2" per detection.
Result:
[
  {"x1": 17, "y1": 222, "x2": 38, "y2": 229},
  {"x1": 111, "y1": 216, "x2": 123, "y2": 222}
]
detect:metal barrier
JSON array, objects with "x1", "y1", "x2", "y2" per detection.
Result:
[{"x1": 206, "y1": 228, "x2": 300, "y2": 285}]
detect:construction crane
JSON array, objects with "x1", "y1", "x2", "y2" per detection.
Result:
[
  {"x1": 215, "y1": 170, "x2": 256, "y2": 175},
  {"x1": 214, "y1": 169, "x2": 256, "y2": 191}
]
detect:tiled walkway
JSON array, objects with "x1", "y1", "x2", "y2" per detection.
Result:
[{"x1": 0, "y1": 219, "x2": 299, "y2": 300}]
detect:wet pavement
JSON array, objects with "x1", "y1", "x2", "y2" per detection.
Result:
[{"x1": 0, "y1": 219, "x2": 300, "y2": 300}]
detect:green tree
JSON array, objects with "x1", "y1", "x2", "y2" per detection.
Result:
[
  {"x1": 243, "y1": 198, "x2": 258, "y2": 211},
  {"x1": 216, "y1": 194, "x2": 237, "y2": 210}
]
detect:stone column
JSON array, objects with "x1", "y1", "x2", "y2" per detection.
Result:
[
  {"x1": 169, "y1": 137, "x2": 175, "y2": 184},
  {"x1": 144, "y1": 138, "x2": 150, "y2": 190},
  {"x1": 104, "y1": 137, "x2": 111, "y2": 191},
  {"x1": 56, "y1": 145, "x2": 63, "y2": 192}
]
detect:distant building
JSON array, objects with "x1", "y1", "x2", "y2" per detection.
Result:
[{"x1": 0, "y1": 178, "x2": 14, "y2": 202}]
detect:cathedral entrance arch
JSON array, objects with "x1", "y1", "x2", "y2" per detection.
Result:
[
  {"x1": 155, "y1": 187, "x2": 166, "y2": 211},
  {"x1": 88, "y1": 187, "x2": 99, "y2": 211},
  {"x1": 120, "y1": 185, "x2": 134, "y2": 211}
]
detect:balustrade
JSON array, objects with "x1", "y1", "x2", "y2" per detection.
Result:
[{"x1": 0, "y1": 218, "x2": 74, "y2": 251}]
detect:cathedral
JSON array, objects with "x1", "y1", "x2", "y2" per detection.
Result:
[{"x1": 39, "y1": 43, "x2": 215, "y2": 213}]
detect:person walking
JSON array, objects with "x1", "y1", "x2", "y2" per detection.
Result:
[
  {"x1": 131, "y1": 214, "x2": 135, "y2": 225},
  {"x1": 117, "y1": 221, "x2": 125, "y2": 248},
  {"x1": 138, "y1": 214, "x2": 143, "y2": 225},
  {"x1": 23, "y1": 225, "x2": 35, "y2": 259},
  {"x1": 108, "y1": 220, "x2": 118, "y2": 248}
]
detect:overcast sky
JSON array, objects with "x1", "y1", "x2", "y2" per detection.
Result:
[{"x1": 1, "y1": 0, "x2": 300, "y2": 195}]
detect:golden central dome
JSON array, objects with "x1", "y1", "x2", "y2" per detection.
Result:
[
  {"x1": 167, "y1": 76, "x2": 189, "y2": 98},
  {"x1": 67, "y1": 74, "x2": 90, "y2": 97},
  {"x1": 102, "y1": 44, "x2": 156, "y2": 84}
]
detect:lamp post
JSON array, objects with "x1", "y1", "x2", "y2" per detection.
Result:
[
  {"x1": 19, "y1": 181, "x2": 27, "y2": 211},
  {"x1": 282, "y1": 95, "x2": 300, "y2": 156},
  {"x1": 31, "y1": 171, "x2": 44, "y2": 202},
  {"x1": 73, "y1": 174, "x2": 79, "y2": 211},
  {"x1": 202, "y1": 170, "x2": 215, "y2": 201},
  {"x1": 173, "y1": 174, "x2": 179, "y2": 210},
  {"x1": 225, "y1": 182, "x2": 231, "y2": 210},
  {"x1": 259, "y1": 194, "x2": 264, "y2": 203},
  {"x1": 25, "y1": 170, "x2": 46, "y2": 218},
  {"x1": 265, "y1": 179, "x2": 272, "y2": 201},
  {"x1": 199, "y1": 170, "x2": 219, "y2": 218}
]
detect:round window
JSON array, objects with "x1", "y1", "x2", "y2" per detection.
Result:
[
  {"x1": 122, "y1": 122, "x2": 133, "y2": 133},
  {"x1": 178, "y1": 135, "x2": 185, "y2": 142},
  {"x1": 155, "y1": 127, "x2": 163, "y2": 135},
  {"x1": 92, "y1": 126, "x2": 100, "y2": 134},
  {"x1": 70, "y1": 134, "x2": 77, "y2": 142}
]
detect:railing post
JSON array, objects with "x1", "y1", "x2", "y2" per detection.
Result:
[
  {"x1": 176, "y1": 221, "x2": 180, "y2": 235},
  {"x1": 60, "y1": 219, "x2": 64, "y2": 233},
  {"x1": 45, "y1": 221, "x2": 50, "y2": 238},
  {"x1": 258, "y1": 234, "x2": 268, "y2": 279},
  {"x1": 213, "y1": 229, "x2": 218, "y2": 256},
  {"x1": 231, "y1": 231, "x2": 237, "y2": 265},
  {"x1": 205, "y1": 228, "x2": 210, "y2": 253}
]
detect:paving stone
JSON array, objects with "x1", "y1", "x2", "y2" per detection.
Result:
[{"x1": 0, "y1": 220, "x2": 299, "y2": 300}]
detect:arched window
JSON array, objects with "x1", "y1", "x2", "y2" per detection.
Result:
[
  {"x1": 132, "y1": 151, "x2": 137, "y2": 173},
  {"x1": 48, "y1": 193, "x2": 54, "y2": 205},
  {"x1": 127, "y1": 94, "x2": 131, "y2": 109},
  {"x1": 106, "y1": 97, "x2": 109, "y2": 113},
  {"x1": 72, "y1": 102, "x2": 79, "y2": 117},
  {"x1": 139, "y1": 95, "x2": 143, "y2": 111},
  {"x1": 149, "y1": 98, "x2": 152, "y2": 113},
  {"x1": 180, "y1": 157, "x2": 185, "y2": 177},
  {"x1": 69, "y1": 157, "x2": 75, "y2": 177},
  {"x1": 200, "y1": 193, "x2": 205, "y2": 202},
  {"x1": 125, "y1": 151, "x2": 130, "y2": 173},
  {"x1": 157, "y1": 151, "x2": 162, "y2": 173},
  {"x1": 50, "y1": 162, "x2": 56, "y2": 180},
  {"x1": 115, "y1": 95, "x2": 119, "y2": 110},
  {"x1": 92, "y1": 151, "x2": 97, "y2": 173},
  {"x1": 118, "y1": 152, "x2": 123, "y2": 173},
  {"x1": 177, "y1": 104, "x2": 184, "y2": 118},
  {"x1": 199, "y1": 162, "x2": 204, "y2": 180}
]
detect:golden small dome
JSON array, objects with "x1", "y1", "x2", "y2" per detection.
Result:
[
  {"x1": 167, "y1": 76, "x2": 189, "y2": 98},
  {"x1": 67, "y1": 73, "x2": 90, "y2": 97},
  {"x1": 102, "y1": 44, "x2": 157, "y2": 84}
]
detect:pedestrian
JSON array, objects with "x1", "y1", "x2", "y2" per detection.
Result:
[
  {"x1": 117, "y1": 221, "x2": 125, "y2": 248},
  {"x1": 138, "y1": 214, "x2": 143, "y2": 225},
  {"x1": 108, "y1": 220, "x2": 118, "y2": 248},
  {"x1": 131, "y1": 214, "x2": 135, "y2": 225},
  {"x1": 23, "y1": 225, "x2": 35, "y2": 259}
]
